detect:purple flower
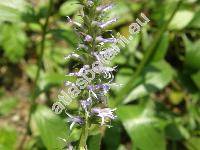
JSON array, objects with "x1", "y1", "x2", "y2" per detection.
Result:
[
  {"x1": 96, "y1": 36, "x2": 117, "y2": 44},
  {"x1": 80, "y1": 97, "x2": 92, "y2": 113},
  {"x1": 101, "y1": 84, "x2": 110, "y2": 93},
  {"x1": 68, "y1": 65, "x2": 90, "y2": 77},
  {"x1": 91, "y1": 107, "x2": 117, "y2": 125},
  {"x1": 96, "y1": 4, "x2": 114, "y2": 12},
  {"x1": 66, "y1": 113, "x2": 84, "y2": 130},
  {"x1": 88, "y1": 84, "x2": 110, "y2": 94},
  {"x1": 94, "y1": 18, "x2": 117, "y2": 29},
  {"x1": 84, "y1": 35, "x2": 93, "y2": 42}
]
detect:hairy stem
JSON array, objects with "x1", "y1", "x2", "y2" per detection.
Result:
[{"x1": 115, "y1": 0, "x2": 183, "y2": 105}]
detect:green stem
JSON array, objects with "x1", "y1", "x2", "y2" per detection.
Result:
[
  {"x1": 32, "y1": 0, "x2": 53, "y2": 101},
  {"x1": 17, "y1": 1, "x2": 53, "y2": 149},
  {"x1": 28, "y1": 0, "x2": 53, "y2": 121},
  {"x1": 115, "y1": 0, "x2": 183, "y2": 105},
  {"x1": 33, "y1": 0, "x2": 53, "y2": 106},
  {"x1": 78, "y1": 115, "x2": 89, "y2": 150}
]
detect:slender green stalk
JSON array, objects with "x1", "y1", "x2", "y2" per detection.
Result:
[
  {"x1": 78, "y1": 114, "x2": 89, "y2": 150},
  {"x1": 28, "y1": 0, "x2": 53, "y2": 130},
  {"x1": 17, "y1": 1, "x2": 53, "y2": 149},
  {"x1": 32, "y1": 0, "x2": 53, "y2": 101},
  {"x1": 115, "y1": 0, "x2": 183, "y2": 105}
]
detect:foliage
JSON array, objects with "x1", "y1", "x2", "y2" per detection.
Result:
[{"x1": 0, "y1": 0, "x2": 199, "y2": 150}]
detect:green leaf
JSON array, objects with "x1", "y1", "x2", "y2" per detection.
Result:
[
  {"x1": 115, "y1": 68, "x2": 134, "y2": 87},
  {"x1": 49, "y1": 29, "x2": 78, "y2": 47},
  {"x1": 183, "y1": 36, "x2": 200, "y2": 70},
  {"x1": 185, "y1": 137, "x2": 200, "y2": 150},
  {"x1": 0, "y1": 5, "x2": 20, "y2": 22},
  {"x1": 169, "y1": 10, "x2": 194, "y2": 30},
  {"x1": 106, "y1": 1, "x2": 133, "y2": 28},
  {"x1": 189, "y1": 10, "x2": 200, "y2": 29},
  {"x1": 0, "y1": 0, "x2": 28, "y2": 22},
  {"x1": 0, "y1": 24, "x2": 27, "y2": 63},
  {"x1": 152, "y1": 32, "x2": 169, "y2": 61},
  {"x1": 117, "y1": 103, "x2": 166, "y2": 150},
  {"x1": 41, "y1": 73, "x2": 77, "y2": 91},
  {"x1": 31, "y1": 105, "x2": 68, "y2": 150},
  {"x1": 0, "y1": 126, "x2": 17, "y2": 150},
  {"x1": 192, "y1": 71, "x2": 200, "y2": 89},
  {"x1": 123, "y1": 60, "x2": 175, "y2": 104},
  {"x1": 59, "y1": 0, "x2": 80, "y2": 16},
  {"x1": 24, "y1": 64, "x2": 38, "y2": 80},
  {"x1": 165, "y1": 123, "x2": 190, "y2": 141},
  {"x1": 87, "y1": 134, "x2": 101, "y2": 150},
  {"x1": 103, "y1": 122, "x2": 121, "y2": 149}
]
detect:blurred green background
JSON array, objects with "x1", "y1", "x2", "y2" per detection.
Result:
[{"x1": 0, "y1": 0, "x2": 200, "y2": 150}]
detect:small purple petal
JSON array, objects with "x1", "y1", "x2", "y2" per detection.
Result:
[
  {"x1": 96, "y1": 36, "x2": 117, "y2": 43},
  {"x1": 66, "y1": 112, "x2": 84, "y2": 130},
  {"x1": 91, "y1": 107, "x2": 117, "y2": 125},
  {"x1": 96, "y1": 4, "x2": 114, "y2": 12},
  {"x1": 84, "y1": 35, "x2": 93, "y2": 42},
  {"x1": 80, "y1": 98, "x2": 92, "y2": 112},
  {"x1": 99, "y1": 18, "x2": 117, "y2": 28}
]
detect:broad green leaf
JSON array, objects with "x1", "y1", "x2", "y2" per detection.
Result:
[
  {"x1": 0, "y1": 24, "x2": 27, "y2": 63},
  {"x1": 185, "y1": 137, "x2": 200, "y2": 150},
  {"x1": 106, "y1": 1, "x2": 133, "y2": 28},
  {"x1": 0, "y1": 5, "x2": 20, "y2": 22},
  {"x1": 24, "y1": 64, "x2": 38, "y2": 80},
  {"x1": 0, "y1": 0, "x2": 28, "y2": 22},
  {"x1": 192, "y1": 71, "x2": 200, "y2": 89},
  {"x1": 87, "y1": 134, "x2": 101, "y2": 150},
  {"x1": 41, "y1": 73, "x2": 76, "y2": 90},
  {"x1": 59, "y1": 0, "x2": 80, "y2": 16},
  {"x1": 41, "y1": 73, "x2": 77, "y2": 91},
  {"x1": 169, "y1": 10, "x2": 195, "y2": 30},
  {"x1": 117, "y1": 103, "x2": 166, "y2": 150},
  {"x1": 0, "y1": 126, "x2": 17, "y2": 150},
  {"x1": 183, "y1": 36, "x2": 200, "y2": 70},
  {"x1": 123, "y1": 60, "x2": 175, "y2": 104},
  {"x1": 103, "y1": 122, "x2": 121, "y2": 149},
  {"x1": 165, "y1": 123, "x2": 190, "y2": 141},
  {"x1": 31, "y1": 105, "x2": 68, "y2": 150},
  {"x1": 49, "y1": 29, "x2": 78, "y2": 47},
  {"x1": 189, "y1": 10, "x2": 200, "y2": 28},
  {"x1": 0, "y1": 0, "x2": 27, "y2": 10}
]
